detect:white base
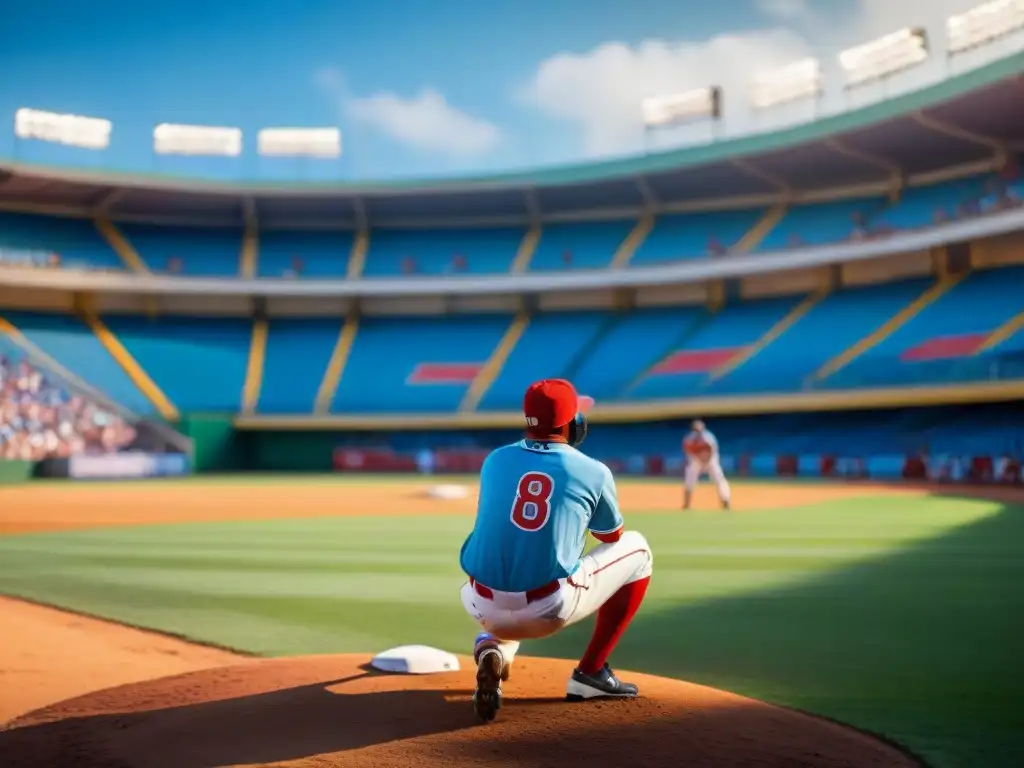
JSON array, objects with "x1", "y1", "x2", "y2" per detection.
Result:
[
  {"x1": 425, "y1": 484, "x2": 469, "y2": 500},
  {"x1": 370, "y1": 644, "x2": 460, "y2": 675}
]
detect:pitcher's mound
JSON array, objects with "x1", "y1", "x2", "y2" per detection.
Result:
[{"x1": 0, "y1": 654, "x2": 916, "y2": 768}]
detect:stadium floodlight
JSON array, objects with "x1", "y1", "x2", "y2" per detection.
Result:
[
  {"x1": 750, "y1": 58, "x2": 823, "y2": 109},
  {"x1": 839, "y1": 28, "x2": 929, "y2": 88},
  {"x1": 14, "y1": 108, "x2": 111, "y2": 150},
  {"x1": 257, "y1": 127, "x2": 341, "y2": 158},
  {"x1": 153, "y1": 123, "x2": 243, "y2": 156},
  {"x1": 642, "y1": 87, "x2": 723, "y2": 128},
  {"x1": 947, "y1": 0, "x2": 1024, "y2": 55}
]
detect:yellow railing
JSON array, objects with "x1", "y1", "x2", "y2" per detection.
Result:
[
  {"x1": 977, "y1": 310, "x2": 1024, "y2": 354},
  {"x1": 77, "y1": 306, "x2": 178, "y2": 420},
  {"x1": 609, "y1": 214, "x2": 655, "y2": 268},
  {"x1": 811, "y1": 274, "x2": 966, "y2": 382},
  {"x1": 346, "y1": 232, "x2": 369, "y2": 279},
  {"x1": 510, "y1": 226, "x2": 541, "y2": 274},
  {"x1": 241, "y1": 317, "x2": 268, "y2": 414},
  {"x1": 709, "y1": 289, "x2": 829, "y2": 382},
  {"x1": 95, "y1": 218, "x2": 149, "y2": 273},
  {"x1": 314, "y1": 311, "x2": 360, "y2": 414},
  {"x1": 734, "y1": 203, "x2": 788, "y2": 253},
  {"x1": 460, "y1": 313, "x2": 529, "y2": 412},
  {"x1": 239, "y1": 223, "x2": 259, "y2": 278}
]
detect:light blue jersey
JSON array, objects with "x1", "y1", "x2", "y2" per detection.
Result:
[{"x1": 460, "y1": 439, "x2": 623, "y2": 592}]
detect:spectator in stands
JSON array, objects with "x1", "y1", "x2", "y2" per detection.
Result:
[
  {"x1": 451, "y1": 253, "x2": 467, "y2": 272},
  {"x1": 562, "y1": 249, "x2": 573, "y2": 267},
  {"x1": 167, "y1": 256, "x2": 183, "y2": 274},
  {"x1": 402, "y1": 256, "x2": 417, "y2": 274},
  {"x1": 850, "y1": 211, "x2": 868, "y2": 240},
  {"x1": 788, "y1": 233, "x2": 803, "y2": 248},
  {"x1": 0, "y1": 351, "x2": 136, "y2": 461},
  {"x1": 933, "y1": 208, "x2": 949, "y2": 225},
  {"x1": 707, "y1": 237, "x2": 725, "y2": 257}
]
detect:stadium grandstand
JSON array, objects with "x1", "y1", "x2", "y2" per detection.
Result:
[{"x1": 1, "y1": 27, "x2": 1023, "y2": 484}]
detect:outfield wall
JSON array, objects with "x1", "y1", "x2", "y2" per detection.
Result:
[{"x1": 0, "y1": 460, "x2": 35, "y2": 484}]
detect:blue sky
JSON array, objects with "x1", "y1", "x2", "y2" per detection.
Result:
[{"x1": 0, "y1": 0, "x2": 990, "y2": 181}]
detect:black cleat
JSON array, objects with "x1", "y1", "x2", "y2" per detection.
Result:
[
  {"x1": 721, "y1": 499, "x2": 731, "y2": 510},
  {"x1": 473, "y1": 648, "x2": 504, "y2": 722},
  {"x1": 566, "y1": 664, "x2": 639, "y2": 701}
]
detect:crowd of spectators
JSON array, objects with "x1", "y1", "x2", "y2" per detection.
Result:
[
  {"x1": 0, "y1": 351, "x2": 136, "y2": 461},
  {"x1": 0, "y1": 247, "x2": 122, "y2": 272}
]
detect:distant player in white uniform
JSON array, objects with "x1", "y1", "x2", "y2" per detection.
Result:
[{"x1": 682, "y1": 419, "x2": 731, "y2": 510}]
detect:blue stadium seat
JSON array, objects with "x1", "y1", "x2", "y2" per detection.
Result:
[
  {"x1": 332, "y1": 315, "x2": 511, "y2": 412},
  {"x1": 258, "y1": 231, "x2": 353, "y2": 278},
  {"x1": 530, "y1": 222, "x2": 634, "y2": 270},
  {"x1": 120, "y1": 224, "x2": 242, "y2": 276},
  {"x1": 631, "y1": 210, "x2": 764, "y2": 265},
  {"x1": 0, "y1": 213, "x2": 122, "y2": 270},
  {"x1": 258, "y1": 318, "x2": 341, "y2": 413},
  {"x1": 102, "y1": 315, "x2": 251, "y2": 412},
  {"x1": 363, "y1": 229, "x2": 522, "y2": 276}
]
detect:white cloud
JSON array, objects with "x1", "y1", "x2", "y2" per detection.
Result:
[
  {"x1": 315, "y1": 67, "x2": 500, "y2": 158},
  {"x1": 519, "y1": 0, "x2": 984, "y2": 157},
  {"x1": 519, "y1": 31, "x2": 810, "y2": 157},
  {"x1": 347, "y1": 88, "x2": 500, "y2": 158}
]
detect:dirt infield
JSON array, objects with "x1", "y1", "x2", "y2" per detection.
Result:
[
  {"x1": 0, "y1": 479, "x2": 928, "y2": 535},
  {"x1": 0, "y1": 652, "x2": 918, "y2": 768}
]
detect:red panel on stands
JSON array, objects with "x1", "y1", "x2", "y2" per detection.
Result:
[
  {"x1": 900, "y1": 333, "x2": 988, "y2": 362},
  {"x1": 408, "y1": 362, "x2": 483, "y2": 384},
  {"x1": 651, "y1": 348, "x2": 743, "y2": 374}
]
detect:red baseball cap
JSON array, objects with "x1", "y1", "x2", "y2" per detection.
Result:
[{"x1": 523, "y1": 378, "x2": 595, "y2": 433}]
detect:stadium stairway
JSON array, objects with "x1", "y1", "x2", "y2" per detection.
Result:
[
  {"x1": 74, "y1": 302, "x2": 179, "y2": 420},
  {"x1": 706, "y1": 288, "x2": 829, "y2": 384},
  {"x1": 94, "y1": 218, "x2": 150, "y2": 273},
  {"x1": 609, "y1": 214, "x2": 655, "y2": 268},
  {"x1": 461, "y1": 312, "x2": 530, "y2": 411},
  {"x1": 315, "y1": 310, "x2": 360, "y2": 414},
  {"x1": 810, "y1": 273, "x2": 966, "y2": 384},
  {"x1": 510, "y1": 226, "x2": 541, "y2": 273},
  {"x1": 241, "y1": 315, "x2": 268, "y2": 415}
]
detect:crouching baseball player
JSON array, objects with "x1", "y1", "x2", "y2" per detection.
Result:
[
  {"x1": 459, "y1": 378, "x2": 653, "y2": 722},
  {"x1": 683, "y1": 419, "x2": 731, "y2": 510}
]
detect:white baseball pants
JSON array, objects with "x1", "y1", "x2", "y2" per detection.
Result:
[
  {"x1": 460, "y1": 531, "x2": 653, "y2": 666},
  {"x1": 684, "y1": 458, "x2": 731, "y2": 502}
]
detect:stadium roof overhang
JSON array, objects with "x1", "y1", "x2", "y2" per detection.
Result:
[{"x1": 1, "y1": 53, "x2": 1023, "y2": 230}]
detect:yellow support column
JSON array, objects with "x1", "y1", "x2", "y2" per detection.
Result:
[
  {"x1": 346, "y1": 231, "x2": 369, "y2": 279},
  {"x1": 708, "y1": 289, "x2": 829, "y2": 382},
  {"x1": 314, "y1": 310, "x2": 360, "y2": 414},
  {"x1": 95, "y1": 218, "x2": 150, "y2": 273},
  {"x1": 75, "y1": 300, "x2": 178, "y2": 420},
  {"x1": 977, "y1": 310, "x2": 1024, "y2": 354},
  {"x1": 239, "y1": 222, "x2": 259, "y2": 278},
  {"x1": 609, "y1": 214, "x2": 655, "y2": 268},
  {"x1": 460, "y1": 313, "x2": 529, "y2": 412},
  {"x1": 241, "y1": 316, "x2": 268, "y2": 414},
  {"x1": 811, "y1": 274, "x2": 966, "y2": 383},
  {"x1": 734, "y1": 203, "x2": 788, "y2": 253},
  {"x1": 510, "y1": 226, "x2": 541, "y2": 274}
]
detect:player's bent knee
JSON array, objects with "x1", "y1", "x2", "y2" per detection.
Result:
[{"x1": 620, "y1": 530, "x2": 653, "y2": 580}]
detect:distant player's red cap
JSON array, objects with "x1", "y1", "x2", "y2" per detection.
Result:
[{"x1": 523, "y1": 378, "x2": 594, "y2": 432}]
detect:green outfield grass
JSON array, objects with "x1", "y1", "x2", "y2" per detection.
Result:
[{"x1": 0, "y1": 484, "x2": 1021, "y2": 767}]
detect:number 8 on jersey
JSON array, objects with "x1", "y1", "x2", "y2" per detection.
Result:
[{"x1": 510, "y1": 471, "x2": 554, "y2": 531}]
